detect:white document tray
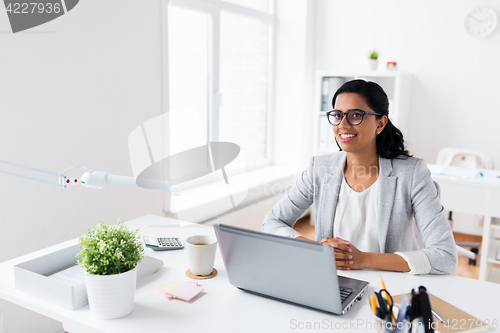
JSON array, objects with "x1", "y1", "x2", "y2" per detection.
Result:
[{"x1": 14, "y1": 244, "x2": 163, "y2": 310}]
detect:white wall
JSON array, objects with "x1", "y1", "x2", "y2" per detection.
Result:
[
  {"x1": 0, "y1": 0, "x2": 167, "y2": 331},
  {"x1": 314, "y1": 0, "x2": 500, "y2": 167}
]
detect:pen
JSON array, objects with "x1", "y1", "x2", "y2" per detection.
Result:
[
  {"x1": 380, "y1": 277, "x2": 391, "y2": 305},
  {"x1": 431, "y1": 309, "x2": 445, "y2": 323},
  {"x1": 380, "y1": 276, "x2": 387, "y2": 290},
  {"x1": 370, "y1": 293, "x2": 378, "y2": 316}
]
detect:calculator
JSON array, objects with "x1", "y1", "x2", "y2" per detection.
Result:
[{"x1": 143, "y1": 236, "x2": 184, "y2": 251}]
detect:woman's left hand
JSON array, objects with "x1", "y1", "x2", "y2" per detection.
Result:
[
  {"x1": 319, "y1": 238, "x2": 368, "y2": 270},
  {"x1": 341, "y1": 242, "x2": 368, "y2": 270}
]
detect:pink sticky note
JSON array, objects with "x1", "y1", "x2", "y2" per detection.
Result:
[
  {"x1": 157, "y1": 285, "x2": 176, "y2": 300},
  {"x1": 157, "y1": 280, "x2": 198, "y2": 299},
  {"x1": 166, "y1": 281, "x2": 204, "y2": 301}
]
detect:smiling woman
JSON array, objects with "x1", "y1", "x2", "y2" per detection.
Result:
[
  {"x1": 262, "y1": 79, "x2": 458, "y2": 275},
  {"x1": 329, "y1": 80, "x2": 411, "y2": 160}
]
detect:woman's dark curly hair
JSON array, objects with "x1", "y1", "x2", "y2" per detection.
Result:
[{"x1": 332, "y1": 79, "x2": 411, "y2": 159}]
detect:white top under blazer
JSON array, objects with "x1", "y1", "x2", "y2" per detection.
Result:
[{"x1": 333, "y1": 176, "x2": 380, "y2": 254}]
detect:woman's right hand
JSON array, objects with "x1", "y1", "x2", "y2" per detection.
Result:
[{"x1": 319, "y1": 237, "x2": 353, "y2": 270}]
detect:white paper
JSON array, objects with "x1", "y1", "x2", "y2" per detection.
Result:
[
  {"x1": 47, "y1": 265, "x2": 85, "y2": 286},
  {"x1": 427, "y1": 164, "x2": 481, "y2": 179}
]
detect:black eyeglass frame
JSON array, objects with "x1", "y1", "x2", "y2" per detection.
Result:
[{"x1": 326, "y1": 109, "x2": 382, "y2": 126}]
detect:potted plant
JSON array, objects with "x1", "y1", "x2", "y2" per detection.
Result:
[
  {"x1": 77, "y1": 219, "x2": 144, "y2": 319},
  {"x1": 368, "y1": 50, "x2": 379, "y2": 71}
]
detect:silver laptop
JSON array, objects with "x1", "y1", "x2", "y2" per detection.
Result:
[{"x1": 213, "y1": 223, "x2": 369, "y2": 314}]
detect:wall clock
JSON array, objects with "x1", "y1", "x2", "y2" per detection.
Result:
[{"x1": 464, "y1": 7, "x2": 498, "y2": 38}]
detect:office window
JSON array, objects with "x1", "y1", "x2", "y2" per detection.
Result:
[
  {"x1": 168, "y1": 6, "x2": 208, "y2": 155},
  {"x1": 167, "y1": 0, "x2": 274, "y2": 172},
  {"x1": 219, "y1": 11, "x2": 268, "y2": 164}
]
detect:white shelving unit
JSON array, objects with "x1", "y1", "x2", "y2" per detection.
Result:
[{"x1": 313, "y1": 71, "x2": 411, "y2": 155}]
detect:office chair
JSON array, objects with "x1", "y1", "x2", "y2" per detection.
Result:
[{"x1": 436, "y1": 147, "x2": 495, "y2": 265}]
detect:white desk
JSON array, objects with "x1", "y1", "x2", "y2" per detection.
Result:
[
  {"x1": 1, "y1": 215, "x2": 500, "y2": 333},
  {"x1": 430, "y1": 167, "x2": 500, "y2": 282}
]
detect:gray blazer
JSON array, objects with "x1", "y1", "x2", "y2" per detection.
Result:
[{"x1": 262, "y1": 151, "x2": 458, "y2": 274}]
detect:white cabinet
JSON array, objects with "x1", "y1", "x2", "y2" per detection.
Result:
[{"x1": 313, "y1": 71, "x2": 411, "y2": 155}]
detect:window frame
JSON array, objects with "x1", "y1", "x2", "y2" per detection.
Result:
[{"x1": 162, "y1": 0, "x2": 276, "y2": 179}]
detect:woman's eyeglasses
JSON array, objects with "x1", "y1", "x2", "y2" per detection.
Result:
[{"x1": 326, "y1": 109, "x2": 382, "y2": 126}]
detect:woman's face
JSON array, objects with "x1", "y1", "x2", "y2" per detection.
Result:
[{"x1": 332, "y1": 93, "x2": 387, "y2": 155}]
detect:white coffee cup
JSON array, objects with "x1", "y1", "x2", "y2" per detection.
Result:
[{"x1": 185, "y1": 235, "x2": 217, "y2": 276}]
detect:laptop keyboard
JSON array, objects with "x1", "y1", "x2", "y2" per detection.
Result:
[{"x1": 340, "y1": 287, "x2": 354, "y2": 303}]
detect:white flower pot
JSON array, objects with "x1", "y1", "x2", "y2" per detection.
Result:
[
  {"x1": 85, "y1": 268, "x2": 137, "y2": 320},
  {"x1": 367, "y1": 59, "x2": 378, "y2": 71}
]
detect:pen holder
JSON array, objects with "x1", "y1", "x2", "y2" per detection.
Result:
[
  {"x1": 373, "y1": 315, "x2": 394, "y2": 333},
  {"x1": 392, "y1": 304, "x2": 411, "y2": 333},
  {"x1": 373, "y1": 305, "x2": 403, "y2": 333}
]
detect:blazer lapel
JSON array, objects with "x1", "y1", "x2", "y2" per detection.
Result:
[
  {"x1": 377, "y1": 157, "x2": 397, "y2": 253},
  {"x1": 320, "y1": 152, "x2": 346, "y2": 238}
]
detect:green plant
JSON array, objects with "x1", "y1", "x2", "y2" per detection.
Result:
[
  {"x1": 369, "y1": 50, "x2": 379, "y2": 60},
  {"x1": 77, "y1": 220, "x2": 144, "y2": 275}
]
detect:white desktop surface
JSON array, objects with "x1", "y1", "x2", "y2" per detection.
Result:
[{"x1": 1, "y1": 214, "x2": 500, "y2": 333}]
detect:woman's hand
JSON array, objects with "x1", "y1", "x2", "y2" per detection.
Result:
[
  {"x1": 320, "y1": 237, "x2": 411, "y2": 272},
  {"x1": 340, "y1": 242, "x2": 369, "y2": 270},
  {"x1": 319, "y1": 237, "x2": 355, "y2": 270}
]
